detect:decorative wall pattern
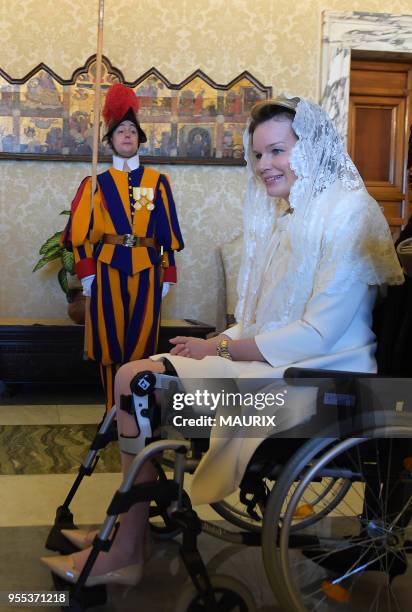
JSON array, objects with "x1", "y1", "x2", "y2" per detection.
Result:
[{"x1": 1, "y1": 0, "x2": 411, "y2": 329}]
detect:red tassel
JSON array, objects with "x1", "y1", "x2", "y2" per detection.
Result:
[{"x1": 102, "y1": 84, "x2": 139, "y2": 126}]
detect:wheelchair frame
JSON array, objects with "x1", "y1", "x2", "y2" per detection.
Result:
[{"x1": 44, "y1": 368, "x2": 412, "y2": 612}]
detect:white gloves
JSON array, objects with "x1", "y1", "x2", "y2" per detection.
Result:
[
  {"x1": 81, "y1": 275, "x2": 170, "y2": 298},
  {"x1": 81, "y1": 274, "x2": 95, "y2": 297}
]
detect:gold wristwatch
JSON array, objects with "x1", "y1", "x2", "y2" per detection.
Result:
[{"x1": 216, "y1": 338, "x2": 232, "y2": 360}]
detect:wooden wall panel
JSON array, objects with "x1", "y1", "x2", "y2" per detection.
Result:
[
  {"x1": 350, "y1": 68, "x2": 407, "y2": 96},
  {"x1": 349, "y1": 59, "x2": 412, "y2": 234}
]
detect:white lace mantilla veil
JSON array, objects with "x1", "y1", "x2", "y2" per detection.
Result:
[{"x1": 235, "y1": 96, "x2": 404, "y2": 338}]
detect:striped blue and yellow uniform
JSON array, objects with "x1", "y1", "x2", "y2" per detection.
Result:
[{"x1": 64, "y1": 166, "x2": 184, "y2": 408}]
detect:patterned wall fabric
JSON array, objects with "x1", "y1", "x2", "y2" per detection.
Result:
[{"x1": 1, "y1": 0, "x2": 411, "y2": 328}]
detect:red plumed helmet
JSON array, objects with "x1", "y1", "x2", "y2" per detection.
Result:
[
  {"x1": 103, "y1": 84, "x2": 138, "y2": 126},
  {"x1": 102, "y1": 83, "x2": 147, "y2": 143}
]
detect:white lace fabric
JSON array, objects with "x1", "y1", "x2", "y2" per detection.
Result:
[{"x1": 235, "y1": 96, "x2": 404, "y2": 338}]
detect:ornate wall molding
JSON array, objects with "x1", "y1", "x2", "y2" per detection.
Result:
[
  {"x1": 0, "y1": 55, "x2": 271, "y2": 165},
  {"x1": 321, "y1": 11, "x2": 412, "y2": 144}
]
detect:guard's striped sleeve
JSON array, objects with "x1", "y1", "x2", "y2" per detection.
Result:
[
  {"x1": 156, "y1": 174, "x2": 184, "y2": 283},
  {"x1": 65, "y1": 178, "x2": 103, "y2": 279}
]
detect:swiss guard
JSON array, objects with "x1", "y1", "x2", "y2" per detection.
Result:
[{"x1": 63, "y1": 83, "x2": 184, "y2": 411}]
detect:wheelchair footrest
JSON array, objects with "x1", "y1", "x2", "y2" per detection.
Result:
[
  {"x1": 54, "y1": 505, "x2": 75, "y2": 527},
  {"x1": 107, "y1": 481, "x2": 179, "y2": 516},
  {"x1": 46, "y1": 506, "x2": 79, "y2": 553},
  {"x1": 45, "y1": 524, "x2": 80, "y2": 555}
]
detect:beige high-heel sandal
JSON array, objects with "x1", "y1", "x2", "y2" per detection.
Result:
[
  {"x1": 40, "y1": 554, "x2": 143, "y2": 587},
  {"x1": 61, "y1": 527, "x2": 152, "y2": 560}
]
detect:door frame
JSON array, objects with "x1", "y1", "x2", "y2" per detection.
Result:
[{"x1": 321, "y1": 11, "x2": 412, "y2": 144}]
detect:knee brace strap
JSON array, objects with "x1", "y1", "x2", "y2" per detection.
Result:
[
  {"x1": 119, "y1": 394, "x2": 134, "y2": 415},
  {"x1": 118, "y1": 392, "x2": 153, "y2": 456},
  {"x1": 162, "y1": 357, "x2": 178, "y2": 377}
]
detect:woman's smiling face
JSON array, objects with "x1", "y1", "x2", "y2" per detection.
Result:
[{"x1": 252, "y1": 118, "x2": 298, "y2": 201}]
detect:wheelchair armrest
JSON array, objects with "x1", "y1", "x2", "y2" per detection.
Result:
[{"x1": 284, "y1": 366, "x2": 378, "y2": 386}]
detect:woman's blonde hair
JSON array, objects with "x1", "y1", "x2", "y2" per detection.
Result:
[{"x1": 248, "y1": 97, "x2": 299, "y2": 136}]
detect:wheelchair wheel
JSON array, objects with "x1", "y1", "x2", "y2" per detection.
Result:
[
  {"x1": 212, "y1": 474, "x2": 351, "y2": 534},
  {"x1": 211, "y1": 487, "x2": 267, "y2": 532},
  {"x1": 263, "y1": 427, "x2": 412, "y2": 611},
  {"x1": 175, "y1": 574, "x2": 257, "y2": 611}
]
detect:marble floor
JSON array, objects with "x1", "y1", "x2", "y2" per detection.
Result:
[
  {"x1": 1, "y1": 384, "x2": 411, "y2": 611},
  {"x1": 0, "y1": 385, "x2": 276, "y2": 612}
]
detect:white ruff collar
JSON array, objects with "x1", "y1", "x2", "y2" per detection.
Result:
[{"x1": 112, "y1": 153, "x2": 140, "y2": 171}]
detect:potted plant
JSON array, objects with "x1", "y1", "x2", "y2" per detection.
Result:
[{"x1": 33, "y1": 211, "x2": 85, "y2": 324}]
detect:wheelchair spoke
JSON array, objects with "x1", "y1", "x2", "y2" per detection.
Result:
[
  {"x1": 381, "y1": 581, "x2": 404, "y2": 612},
  {"x1": 295, "y1": 541, "x2": 404, "y2": 611},
  {"x1": 263, "y1": 430, "x2": 412, "y2": 612},
  {"x1": 383, "y1": 439, "x2": 393, "y2": 527},
  {"x1": 310, "y1": 596, "x2": 327, "y2": 612},
  {"x1": 312, "y1": 481, "x2": 361, "y2": 521},
  {"x1": 304, "y1": 535, "x2": 384, "y2": 564},
  {"x1": 301, "y1": 557, "x2": 391, "y2": 612},
  {"x1": 388, "y1": 495, "x2": 412, "y2": 530},
  {"x1": 287, "y1": 533, "x2": 387, "y2": 587},
  {"x1": 368, "y1": 583, "x2": 385, "y2": 612},
  {"x1": 332, "y1": 548, "x2": 388, "y2": 584},
  {"x1": 357, "y1": 445, "x2": 381, "y2": 526},
  {"x1": 342, "y1": 446, "x2": 385, "y2": 517},
  {"x1": 320, "y1": 454, "x2": 369, "y2": 522},
  {"x1": 375, "y1": 439, "x2": 387, "y2": 529},
  {"x1": 301, "y1": 583, "x2": 329, "y2": 610}
]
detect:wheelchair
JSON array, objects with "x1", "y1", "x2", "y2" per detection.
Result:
[
  {"x1": 43, "y1": 357, "x2": 412, "y2": 611},
  {"x1": 41, "y1": 232, "x2": 412, "y2": 610}
]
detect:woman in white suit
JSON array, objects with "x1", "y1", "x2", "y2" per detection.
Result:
[{"x1": 42, "y1": 96, "x2": 403, "y2": 585}]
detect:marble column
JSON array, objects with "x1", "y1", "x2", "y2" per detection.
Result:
[{"x1": 321, "y1": 11, "x2": 412, "y2": 145}]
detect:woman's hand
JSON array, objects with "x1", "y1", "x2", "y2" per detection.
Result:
[
  {"x1": 169, "y1": 336, "x2": 218, "y2": 360},
  {"x1": 169, "y1": 334, "x2": 266, "y2": 362}
]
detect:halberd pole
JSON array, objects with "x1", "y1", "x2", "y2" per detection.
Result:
[{"x1": 84, "y1": 0, "x2": 105, "y2": 359}]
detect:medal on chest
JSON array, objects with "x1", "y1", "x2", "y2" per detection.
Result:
[{"x1": 132, "y1": 187, "x2": 155, "y2": 211}]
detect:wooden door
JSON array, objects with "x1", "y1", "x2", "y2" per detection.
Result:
[{"x1": 349, "y1": 59, "x2": 412, "y2": 239}]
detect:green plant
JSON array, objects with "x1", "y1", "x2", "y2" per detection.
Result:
[{"x1": 33, "y1": 210, "x2": 76, "y2": 295}]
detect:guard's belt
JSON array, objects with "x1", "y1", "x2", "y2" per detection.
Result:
[{"x1": 103, "y1": 234, "x2": 158, "y2": 248}]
